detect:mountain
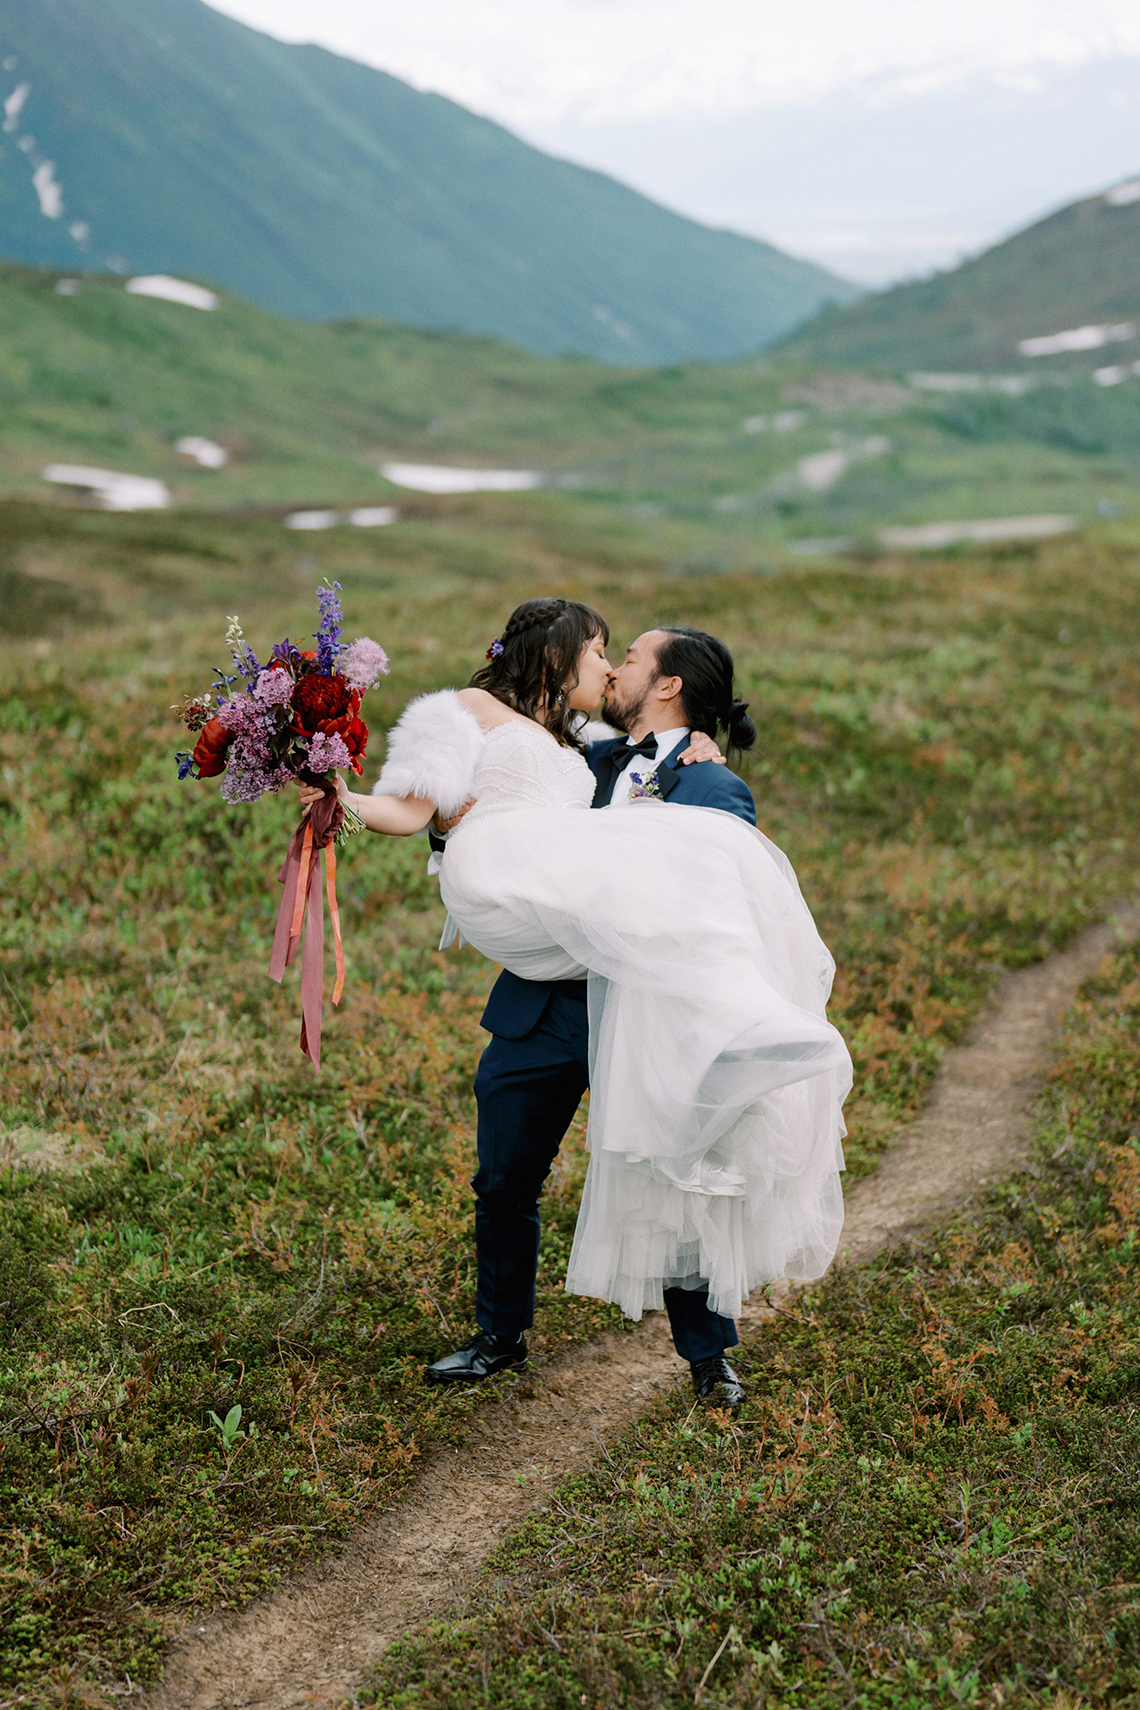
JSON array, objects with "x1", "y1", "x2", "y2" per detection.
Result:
[
  {"x1": 775, "y1": 181, "x2": 1140, "y2": 373},
  {"x1": 0, "y1": 0, "x2": 857, "y2": 366}
]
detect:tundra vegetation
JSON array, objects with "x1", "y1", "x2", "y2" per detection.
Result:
[{"x1": 1, "y1": 495, "x2": 1138, "y2": 1706}]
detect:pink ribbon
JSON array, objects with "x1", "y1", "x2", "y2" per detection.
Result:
[{"x1": 268, "y1": 787, "x2": 344, "y2": 1072}]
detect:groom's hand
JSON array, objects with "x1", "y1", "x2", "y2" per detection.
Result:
[
  {"x1": 432, "y1": 797, "x2": 477, "y2": 835},
  {"x1": 678, "y1": 731, "x2": 726, "y2": 765}
]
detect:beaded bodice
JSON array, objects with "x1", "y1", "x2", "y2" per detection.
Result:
[{"x1": 454, "y1": 717, "x2": 595, "y2": 828}]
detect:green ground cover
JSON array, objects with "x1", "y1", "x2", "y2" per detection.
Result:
[
  {"x1": 367, "y1": 936, "x2": 1140, "y2": 1710},
  {"x1": 1, "y1": 498, "x2": 1139, "y2": 1703}
]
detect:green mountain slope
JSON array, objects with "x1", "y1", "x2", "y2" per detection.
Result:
[
  {"x1": 0, "y1": 0, "x2": 857, "y2": 365},
  {"x1": 0, "y1": 260, "x2": 815, "y2": 507},
  {"x1": 777, "y1": 182, "x2": 1140, "y2": 372},
  {"x1": 4, "y1": 259, "x2": 1139, "y2": 552}
]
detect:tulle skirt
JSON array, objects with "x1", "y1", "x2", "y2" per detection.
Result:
[{"x1": 439, "y1": 801, "x2": 851, "y2": 1321}]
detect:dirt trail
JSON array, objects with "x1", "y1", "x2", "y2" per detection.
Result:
[{"x1": 143, "y1": 902, "x2": 1139, "y2": 1710}]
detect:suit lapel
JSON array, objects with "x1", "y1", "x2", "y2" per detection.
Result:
[
  {"x1": 653, "y1": 757, "x2": 682, "y2": 801},
  {"x1": 589, "y1": 739, "x2": 627, "y2": 808}
]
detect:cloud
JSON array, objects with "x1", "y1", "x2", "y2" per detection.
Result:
[{"x1": 205, "y1": 0, "x2": 1140, "y2": 123}]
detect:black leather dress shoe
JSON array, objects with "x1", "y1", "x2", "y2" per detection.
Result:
[
  {"x1": 691, "y1": 1355, "x2": 745, "y2": 1410},
  {"x1": 424, "y1": 1329, "x2": 528, "y2": 1385}
]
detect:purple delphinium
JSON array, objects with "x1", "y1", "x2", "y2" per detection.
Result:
[
  {"x1": 338, "y1": 636, "x2": 389, "y2": 692},
  {"x1": 315, "y1": 582, "x2": 344, "y2": 675},
  {"x1": 306, "y1": 730, "x2": 352, "y2": 773},
  {"x1": 253, "y1": 667, "x2": 295, "y2": 707}
]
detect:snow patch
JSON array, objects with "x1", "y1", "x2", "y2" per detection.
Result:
[
  {"x1": 744, "y1": 410, "x2": 805, "y2": 433},
  {"x1": 910, "y1": 372, "x2": 1035, "y2": 396},
  {"x1": 348, "y1": 506, "x2": 397, "y2": 527},
  {"x1": 43, "y1": 465, "x2": 171, "y2": 511},
  {"x1": 284, "y1": 507, "x2": 399, "y2": 530},
  {"x1": 175, "y1": 435, "x2": 228, "y2": 468},
  {"x1": 878, "y1": 515, "x2": 1075, "y2": 550},
  {"x1": 380, "y1": 462, "x2": 543, "y2": 494},
  {"x1": 54, "y1": 279, "x2": 79, "y2": 296},
  {"x1": 1106, "y1": 179, "x2": 1140, "y2": 207},
  {"x1": 126, "y1": 276, "x2": 218, "y2": 311},
  {"x1": 1094, "y1": 365, "x2": 1128, "y2": 387},
  {"x1": 285, "y1": 510, "x2": 338, "y2": 531},
  {"x1": 32, "y1": 160, "x2": 63, "y2": 218},
  {"x1": 795, "y1": 436, "x2": 888, "y2": 493},
  {"x1": 796, "y1": 449, "x2": 849, "y2": 491},
  {"x1": 1018, "y1": 322, "x2": 1136, "y2": 357},
  {"x1": 3, "y1": 81, "x2": 29, "y2": 133},
  {"x1": 592, "y1": 304, "x2": 634, "y2": 340}
]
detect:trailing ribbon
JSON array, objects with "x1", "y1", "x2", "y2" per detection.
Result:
[{"x1": 268, "y1": 785, "x2": 345, "y2": 1071}]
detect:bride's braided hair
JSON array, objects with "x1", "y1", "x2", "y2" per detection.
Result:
[{"x1": 468, "y1": 596, "x2": 609, "y2": 748}]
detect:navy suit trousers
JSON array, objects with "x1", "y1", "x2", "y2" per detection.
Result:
[{"x1": 472, "y1": 986, "x2": 738, "y2": 1362}]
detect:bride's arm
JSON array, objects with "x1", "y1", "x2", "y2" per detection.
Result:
[{"x1": 297, "y1": 775, "x2": 435, "y2": 835}]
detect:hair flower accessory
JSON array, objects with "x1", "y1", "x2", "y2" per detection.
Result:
[{"x1": 486, "y1": 637, "x2": 504, "y2": 660}]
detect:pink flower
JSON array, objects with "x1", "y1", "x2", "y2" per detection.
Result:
[
  {"x1": 254, "y1": 667, "x2": 295, "y2": 707},
  {"x1": 339, "y1": 637, "x2": 389, "y2": 693},
  {"x1": 306, "y1": 730, "x2": 352, "y2": 773}
]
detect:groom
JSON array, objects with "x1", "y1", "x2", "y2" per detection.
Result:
[{"x1": 425, "y1": 626, "x2": 757, "y2": 1408}]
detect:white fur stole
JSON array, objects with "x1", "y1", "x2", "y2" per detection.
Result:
[{"x1": 373, "y1": 690, "x2": 484, "y2": 816}]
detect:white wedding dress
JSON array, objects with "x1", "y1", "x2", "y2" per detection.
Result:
[{"x1": 376, "y1": 691, "x2": 852, "y2": 1322}]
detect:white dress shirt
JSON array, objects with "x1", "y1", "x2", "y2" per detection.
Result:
[{"x1": 609, "y1": 726, "x2": 689, "y2": 807}]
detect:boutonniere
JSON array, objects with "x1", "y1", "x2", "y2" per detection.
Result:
[{"x1": 628, "y1": 769, "x2": 663, "y2": 800}]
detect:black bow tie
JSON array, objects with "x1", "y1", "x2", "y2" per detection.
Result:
[
  {"x1": 592, "y1": 734, "x2": 659, "y2": 808},
  {"x1": 622, "y1": 735, "x2": 659, "y2": 762}
]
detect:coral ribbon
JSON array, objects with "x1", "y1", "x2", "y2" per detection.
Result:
[{"x1": 268, "y1": 787, "x2": 345, "y2": 1072}]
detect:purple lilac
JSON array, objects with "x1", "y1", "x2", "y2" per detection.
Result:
[
  {"x1": 306, "y1": 730, "x2": 352, "y2": 773},
  {"x1": 217, "y1": 693, "x2": 286, "y2": 802},
  {"x1": 338, "y1": 636, "x2": 389, "y2": 692},
  {"x1": 253, "y1": 667, "x2": 295, "y2": 707},
  {"x1": 315, "y1": 582, "x2": 344, "y2": 675}
]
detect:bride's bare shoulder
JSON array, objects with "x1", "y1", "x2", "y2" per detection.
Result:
[{"x1": 456, "y1": 687, "x2": 527, "y2": 730}]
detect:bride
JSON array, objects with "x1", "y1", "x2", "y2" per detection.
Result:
[{"x1": 299, "y1": 598, "x2": 852, "y2": 1324}]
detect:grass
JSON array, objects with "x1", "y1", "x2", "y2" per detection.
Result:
[
  {"x1": 1, "y1": 495, "x2": 1139, "y2": 1704},
  {"x1": 365, "y1": 934, "x2": 1140, "y2": 1709}
]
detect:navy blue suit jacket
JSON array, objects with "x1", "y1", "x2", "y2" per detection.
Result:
[{"x1": 480, "y1": 739, "x2": 757, "y2": 1040}]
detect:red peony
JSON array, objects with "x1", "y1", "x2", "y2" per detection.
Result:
[
  {"x1": 292, "y1": 672, "x2": 351, "y2": 733},
  {"x1": 319, "y1": 711, "x2": 369, "y2": 775},
  {"x1": 192, "y1": 716, "x2": 231, "y2": 777}
]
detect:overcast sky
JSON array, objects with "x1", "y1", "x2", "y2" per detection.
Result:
[{"x1": 206, "y1": 0, "x2": 1140, "y2": 282}]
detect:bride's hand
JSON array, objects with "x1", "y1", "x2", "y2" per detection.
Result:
[
  {"x1": 296, "y1": 775, "x2": 350, "y2": 815},
  {"x1": 678, "y1": 730, "x2": 726, "y2": 765}
]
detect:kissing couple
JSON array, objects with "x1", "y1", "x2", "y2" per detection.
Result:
[{"x1": 299, "y1": 598, "x2": 852, "y2": 1411}]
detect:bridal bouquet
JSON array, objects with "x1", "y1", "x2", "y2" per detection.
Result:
[{"x1": 173, "y1": 583, "x2": 388, "y2": 1070}]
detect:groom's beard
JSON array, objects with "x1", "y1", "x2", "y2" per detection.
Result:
[{"x1": 602, "y1": 683, "x2": 649, "y2": 733}]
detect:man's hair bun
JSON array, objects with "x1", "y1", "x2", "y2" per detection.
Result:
[{"x1": 653, "y1": 627, "x2": 756, "y2": 757}]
